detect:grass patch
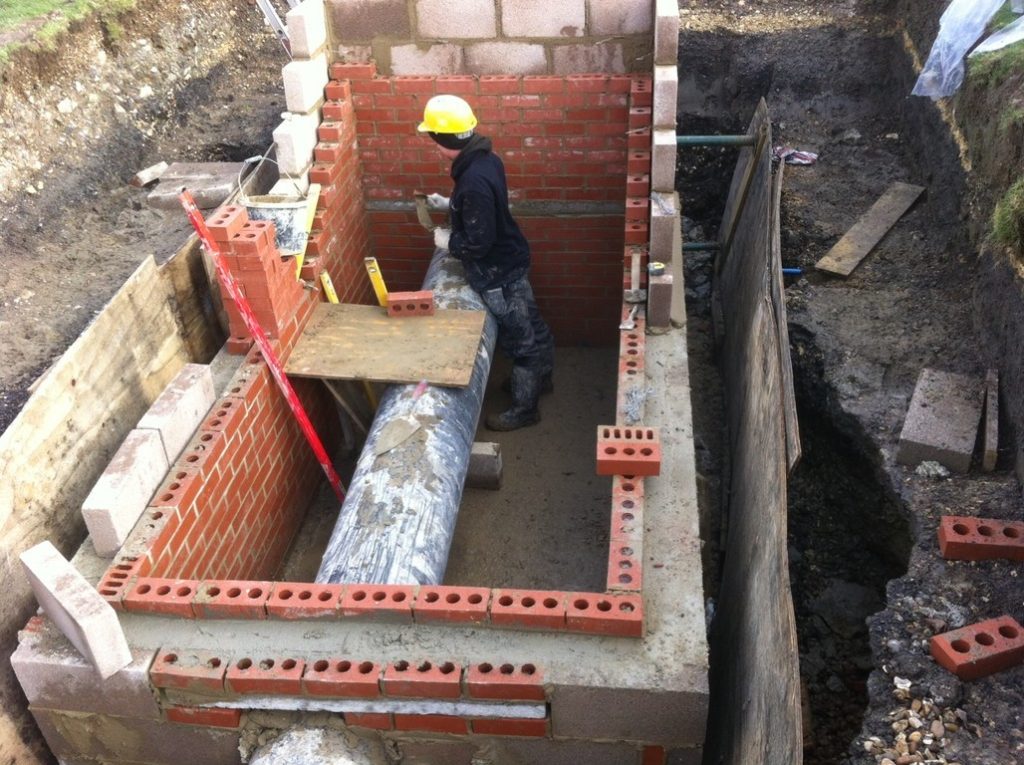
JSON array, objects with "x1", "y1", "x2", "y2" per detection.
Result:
[
  {"x1": 989, "y1": 2, "x2": 1021, "y2": 32},
  {"x1": 0, "y1": 0, "x2": 137, "y2": 63},
  {"x1": 993, "y1": 176, "x2": 1024, "y2": 252}
]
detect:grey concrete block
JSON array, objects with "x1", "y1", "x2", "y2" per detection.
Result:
[
  {"x1": 653, "y1": 65, "x2": 678, "y2": 129},
  {"x1": 282, "y1": 53, "x2": 329, "y2": 114},
  {"x1": 138, "y1": 363, "x2": 216, "y2": 463},
  {"x1": 416, "y1": 0, "x2": 496, "y2": 38},
  {"x1": 551, "y1": 43, "x2": 625, "y2": 75},
  {"x1": 647, "y1": 275, "x2": 673, "y2": 329},
  {"x1": 20, "y1": 542, "x2": 132, "y2": 679},
  {"x1": 654, "y1": 0, "x2": 680, "y2": 65},
  {"x1": 501, "y1": 737, "x2": 642, "y2": 765},
  {"x1": 392, "y1": 737, "x2": 477, "y2": 764},
  {"x1": 502, "y1": 0, "x2": 585, "y2": 37},
  {"x1": 649, "y1": 191, "x2": 678, "y2": 264},
  {"x1": 466, "y1": 42, "x2": 547, "y2": 75},
  {"x1": 983, "y1": 368, "x2": 999, "y2": 472},
  {"x1": 588, "y1": 0, "x2": 652, "y2": 34},
  {"x1": 32, "y1": 708, "x2": 242, "y2": 764},
  {"x1": 551, "y1": 686, "x2": 707, "y2": 747},
  {"x1": 286, "y1": 0, "x2": 328, "y2": 58},
  {"x1": 273, "y1": 112, "x2": 320, "y2": 176},
  {"x1": 651, "y1": 129, "x2": 676, "y2": 192},
  {"x1": 327, "y1": 0, "x2": 410, "y2": 41},
  {"x1": 12, "y1": 617, "x2": 160, "y2": 719},
  {"x1": 81, "y1": 428, "x2": 168, "y2": 557},
  {"x1": 466, "y1": 441, "x2": 502, "y2": 490},
  {"x1": 896, "y1": 368, "x2": 983, "y2": 473},
  {"x1": 668, "y1": 746, "x2": 704, "y2": 765},
  {"x1": 391, "y1": 43, "x2": 464, "y2": 75}
]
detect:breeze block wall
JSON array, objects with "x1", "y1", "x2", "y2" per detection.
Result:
[
  {"x1": 337, "y1": 63, "x2": 633, "y2": 345},
  {"x1": 325, "y1": 0, "x2": 654, "y2": 75}
]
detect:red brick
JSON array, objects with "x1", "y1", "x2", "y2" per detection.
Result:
[
  {"x1": 596, "y1": 425, "x2": 661, "y2": 477},
  {"x1": 471, "y1": 717, "x2": 548, "y2": 737},
  {"x1": 192, "y1": 580, "x2": 272, "y2": 619},
  {"x1": 414, "y1": 586, "x2": 490, "y2": 624},
  {"x1": 938, "y1": 515, "x2": 1024, "y2": 562},
  {"x1": 166, "y1": 706, "x2": 242, "y2": 728},
  {"x1": 207, "y1": 205, "x2": 249, "y2": 243},
  {"x1": 340, "y1": 584, "x2": 416, "y2": 621},
  {"x1": 330, "y1": 62, "x2": 376, "y2": 80},
  {"x1": 627, "y1": 151, "x2": 652, "y2": 174},
  {"x1": 150, "y1": 649, "x2": 228, "y2": 693},
  {"x1": 345, "y1": 712, "x2": 393, "y2": 730},
  {"x1": 567, "y1": 75, "x2": 610, "y2": 93},
  {"x1": 524, "y1": 77, "x2": 565, "y2": 94},
  {"x1": 626, "y1": 174, "x2": 650, "y2": 197},
  {"x1": 435, "y1": 76, "x2": 477, "y2": 95},
  {"x1": 386, "y1": 290, "x2": 435, "y2": 317},
  {"x1": 930, "y1": 615, "x2": 1024, "y2": 680},
  {"x1": 96, "y1": 555, "x2": 144, "y2": 610},
  {"x1": 267, "y1": 583, "x2": 345, "y2": 619},
  {"x1": 625, "y1": 196, "x2": 650, "y2": 222},
  {"x1": 124, "y1": 577, "x2": 199, "y2": 617},
  {"x1": 480, "y1": 76, "x2": 521, "y2": 95},
  {"x1": 565, "y1": 592, "x2": 644, "y2": 637},
  {"x1": 382, "y1": 660, "x2": 462, "y2": 699},
  {"x1": 629, "y1": 127, "x2": 651, "y2": 150},
  {"x1": 489, "y1": 590, "x2": 567, "y2": 631},
  {"x1": 302, "y1": 659, "x2": 381, "y2": 698},
  {"x1": 465, "y1": 662, "x2": 545, "y2": 700},
  {"x1": 631, "y1": 78, "x2": 654, "y2": 108},
  {"x1": 642, "y1": 746, "x2": 667, "y2": 765},
  {"x1": 624, "y1": 222, "x2": 649, "y2": 245},
  {"x1": 607, "y1": 539, "x2": 642, "y2": 592},
  {"x1": 226, "y1": 656, "x2": 305, "y2": 695},
  {"x1": 394, "y1": 76, "x2": 436, "y2": 95},
  {"x1": 325, "y1": 80, "x2": 350, "y2": 101},
  {"x1": 318, "y1": 121, "x2": 344, "y2": 142},
  {"x1": 394, "y1": 714, "x2": 468, "y2": 734}
]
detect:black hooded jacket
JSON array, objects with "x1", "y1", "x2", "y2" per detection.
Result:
[{"x1": 447, "y1": 135, "x2": 530, "y2": 292}]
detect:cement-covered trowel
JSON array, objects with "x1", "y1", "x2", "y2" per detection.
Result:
[
  {"x1": 373, "y1": 379, "x2": 429, "y2": 456},
  {"x1": 413, "y1": 192, "x2": 437, "y2": 232}
]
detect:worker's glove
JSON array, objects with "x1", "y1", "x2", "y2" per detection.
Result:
[
  {"x1": 426, "y1": 193, "x2": 450, "y2": 212},
  {"x1": 434, "y1": 227, "x2": 451, "y2": 251}
]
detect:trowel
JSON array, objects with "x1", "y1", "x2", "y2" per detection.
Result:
[{"x1": 373, "y1": 380, "x2": 429, "y2": 456}]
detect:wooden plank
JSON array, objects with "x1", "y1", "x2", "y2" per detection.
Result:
[
  {"x1": 159, "y1": 237, "x2": 224, "y2": 363},
  {"x1": 285, "y1": 303, "x2": 487, "y2": 387},
  {"x1": 983, "y1": 368, "x2": 999, "y2": 473},
  {"x1": 770, "y1": 161, "x2": 802, "y2": 472},
  {"x1": 815, "y1": 181, "x2": 924, "y2": 276}
]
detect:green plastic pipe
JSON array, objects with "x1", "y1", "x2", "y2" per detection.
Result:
[{"x1": 676, "y1": 135, "x2": 756, "y2": 147}]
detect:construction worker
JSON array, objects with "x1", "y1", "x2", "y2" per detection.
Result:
[{"x1": 418, "y1": 94, "x2": 555, "y2": 431}]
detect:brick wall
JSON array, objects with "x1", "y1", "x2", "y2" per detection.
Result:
[
  {"x1": 325, "y1": 0, "x2": 654, "y2": 76},
  {"x1": 337, "y1": 65, "x2": 632, "y2": 345}
]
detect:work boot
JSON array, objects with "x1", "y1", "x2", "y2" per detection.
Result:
[
  {"x1": 501, "y1": 371, "x2": 553, "y2": 396},
  {"x1": 487, "y1": 365, "x2": 541, "y2": 431}
]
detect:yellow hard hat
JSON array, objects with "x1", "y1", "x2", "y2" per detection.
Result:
[{"x1": 417, "y1": 94, "x2": 478, "y2": 136}]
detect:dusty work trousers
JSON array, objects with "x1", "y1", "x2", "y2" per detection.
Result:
[{"x1": 480, "y1": 276, "x2": 554, "y2": 374}]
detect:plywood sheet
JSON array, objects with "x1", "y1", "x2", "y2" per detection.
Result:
[
  {"x1": 815, "y1": 181, "x2": 924, "y2": 276},
  {"x1": 285, "y1": 303, "x2": 486, "y2": 387}
]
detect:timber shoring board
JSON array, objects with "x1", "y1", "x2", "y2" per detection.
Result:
[
  {"x1": 705, "y1": 100, "x2": 804, "y2": 765},
  {"x1": 770, "y1": 161, "x2": 802, "y2": 471},
  {"x1": 815, "y1": 181, "x2": 925, "y2": 277},
  {"x1": 0, "y1": 256, "x2": 188, "y2": 757},
  {"x1": 285, "y1": 302, "x2": 487, "y2": 387}
]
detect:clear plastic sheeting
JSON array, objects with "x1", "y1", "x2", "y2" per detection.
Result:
[
  {"x1": 970, "y1": 14, "x2": 1024, "y2": 58},
  {"x1": 912, "y1": 0, "x2": 1003, "y2": 99}
]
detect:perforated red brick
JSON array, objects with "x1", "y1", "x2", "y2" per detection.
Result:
[
  {"x1": 387, "y1": 290, "x2": 435, "y2": 317},
  {"x1": 625, "y1": 197, "x2": 650, "y2": 221},
  {"x1": 382, "y1": 660, "x2": 462, "y2": 699},
  {"x1": 226, "y1": 656, "x2": 305, "y2": 695},
  {"x1": 596, "y1": 426, "x2": 662, "y2": 477},
  {"x1": 97, "y1": 555, "x2": 144, "y2": 610},
  {"x1": 465, "y1": 662, "x2": 545, "y2": 701},
  {"x1": 302, "y1": 659, "x2": 381, "y2": 698},
  {"x1": 630, "y1": 78, "x2": 653, "y2": 108},
  {"x1": 489, "y1": 590, "x2": 566, "y2": 631},
  {"x1": 150, "y1": 649, "x2": 228, "y2": 693},
  {"x1": 566, "y1": 592, "x2": 644, "y2": 637},
  {"x1": 414, "y1": 586, "x2": 490, "y2": 624},
  {"x1": 930, "y1": 615, "x2": 1024, "y2": 680},
  {"x1": 629, "y1": 127, "x2": 651, "y2": 150},
  {"x1": 627, "y1": 174, "x2": 651, "y2": 196},
  {"x1": 628, "y1": 151, "x2": 652, "y2": 174},
  {"x1": 124, "y1": 578, "x2": 199, "y2": 617},
  {"x1": 938, "y1": 515, "x2": 1024, "y2": 562},
  {"x1": 192, "y1": 580, "x2": 271, "y2": 619},
  {"x1": 624, "y1": 222, "x2": 649, "y2": 245},
  {"x1": 607, "y1": 539, "x2": 643, "y2": 593},
  {"x1": 394, "y1": 714, "x2": 468, "y2": 734},
  {"x1": 207, "y1": 205, "x2": 248, "y2": 243},
  {"x1": 611, "y1": 476, "x2": 644, "y2": 541},
  {"x1": 268, "y1": 583, "x2": 345, "y2": 619},
  {"x1": 340, "y1": 585, "x2": 416, "y2": 621}
]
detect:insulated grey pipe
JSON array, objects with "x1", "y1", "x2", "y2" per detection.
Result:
[
  {"x1": 316, "y1": 251, "x2": 497, "y2": 585},
  {"x1": 676, "y1": 134, "x2": 756, "y2": 147}
]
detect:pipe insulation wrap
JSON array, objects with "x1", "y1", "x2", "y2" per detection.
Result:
[{"x1": 316, "y1": 251, "x2": 497, "y2": 585}]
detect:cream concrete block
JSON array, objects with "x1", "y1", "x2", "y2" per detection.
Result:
[
  {"x1": 502, "y1": 0, "x2": 584, "y2": 37},
  {"x1": 654, "y1": 0, "x2": 680, "y2": 65},
  {"x1": 273, "y1": 111, "x2": 320, "y2": 176},
  {"x1": 650, "y1": 191, "x2": 678, "y2": 263},
  {"x1": 287, "y1": 0, "x2": 327, "y2": 58},
  {"x1": 417, "y1": 0, "x2": 496, "y2": 38},
  {"x1": 20, "y1": 541, "x2": 132, "y2": 679},
  {"x1": 271, "y1": 172, "x2": 311, "y2": 197},
  {"x1": 335, "y1": 44, "x2": 373, "y2": 63},
  {"x1": 81, "y1": 429, "x2": 168, "y2": 557},
  {"x1": 588, "y1": 0, "x2": 652, "y2": 35},
  {"x1": 391, "y1": 43, "x2": 464, "y2": 75},
  {"x1": 466, "y1": 42, "x2": 547, "y2": 75},
  {"x1": 652, "y1": 128, "x2": 677, "y2": 192},
  {"x1": 137, "y1": 363, "x2": 215, "y2": 463},
  {"x1": 283, "y1": 53, "x2": 329, "y2": 114},
  {"x1": 551, "y1": 43, "x2": 625, "y2": 74},
  {"x1": 653, "y1": 64, "x2": 678, "y2": 129}
]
